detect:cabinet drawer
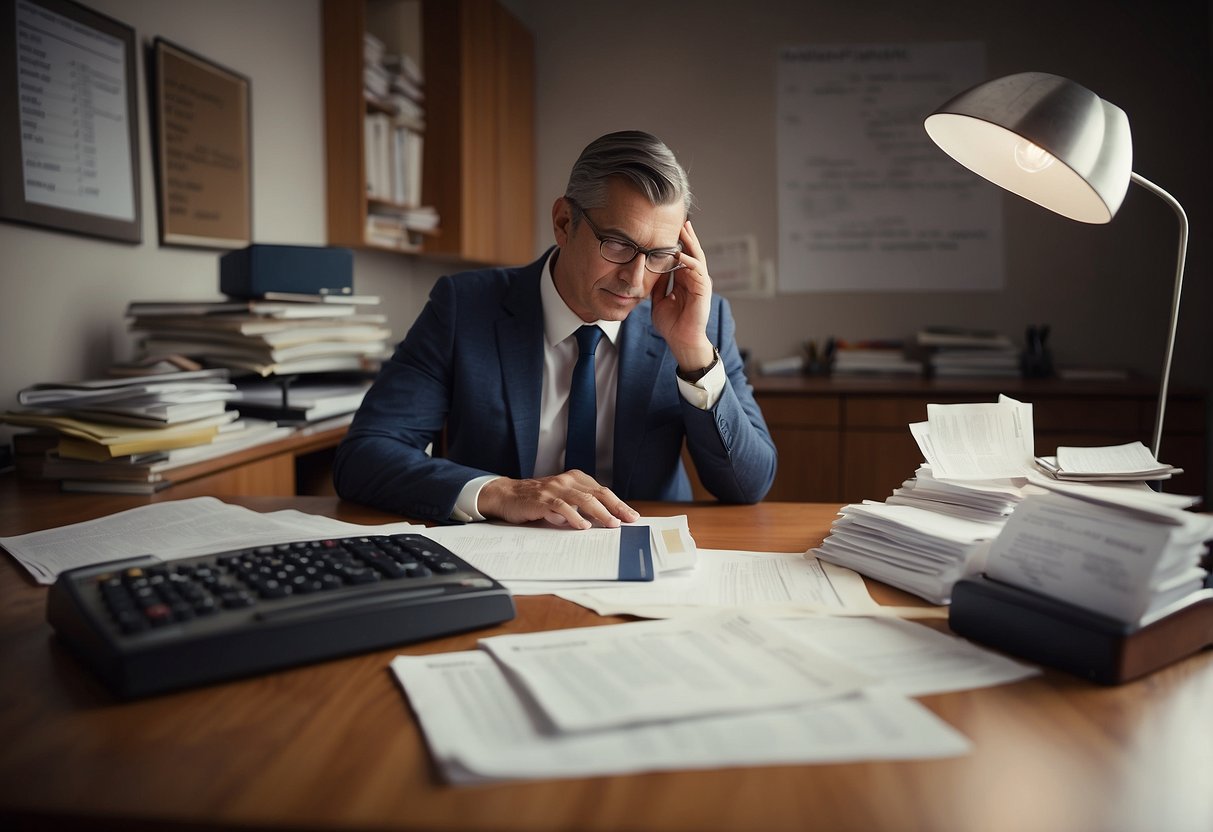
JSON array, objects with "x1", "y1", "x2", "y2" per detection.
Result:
[{"x1": 756, "y1": 395, "x2": 840, "y2": 428}]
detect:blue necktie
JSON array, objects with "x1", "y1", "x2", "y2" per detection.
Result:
[{"x1": 565, "y1": 325, "x2": 603, "y2": 475}]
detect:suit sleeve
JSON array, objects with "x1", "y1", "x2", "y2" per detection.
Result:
[
  {"x1": 332, "y1": 276, "x2": 493, "y2": 523},
  {"x1": 680, "y1": 297, "x2": 777, "y2": 503}
]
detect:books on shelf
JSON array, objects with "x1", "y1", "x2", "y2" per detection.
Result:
[
  {"x1": 917, "y1": 326, "x2": 1019, "y2": 379},
  {"x1": 832, "y1": 344, "x2": 922, "y2": 377}
]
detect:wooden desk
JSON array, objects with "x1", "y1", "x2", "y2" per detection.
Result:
[{"x1": 1, "y1": 480, "x2": 1211, "y2": 832}]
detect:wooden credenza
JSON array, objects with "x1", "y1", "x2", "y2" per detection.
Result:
[{"x1": 749, "y1": 376, "x2": 1209, "y2": 504}]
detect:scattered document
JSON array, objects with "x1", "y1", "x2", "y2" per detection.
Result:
[
  {"x1": 500, "y1": 515, "x2": 698, "y2": 594},
  {"x1": 772, "y1": 616, "x2": 1038, "y2": 697},
  {"x1": 0, "y1": 497, "x2": 423, "y2": 584},
  {"x1": 910, "y1": 395, "x2": 1035, "y2": 479},
  {"x1": 478, "y1": 611, "x2": 872, "y2": 733},
  {"x1": 390, "y1": 651, "x2": 971, "y2": 783},
  {"x1": 422, "y1": 522, "x2": 655, "y2": 582},
  {"x1": 983, "y1": 490, "x2": 1213, "y2": 624},
  {"x1": 556, "y1": 549, "x2": 877, "y2": 618}
]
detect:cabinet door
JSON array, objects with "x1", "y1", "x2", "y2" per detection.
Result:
[{"x1": 423, "y1": 0, "x2": 534, "y2": 264}]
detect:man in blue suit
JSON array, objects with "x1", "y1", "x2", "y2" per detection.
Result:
[{"x1": 334, "y1": 131, "x2": 776, "y2": 528}]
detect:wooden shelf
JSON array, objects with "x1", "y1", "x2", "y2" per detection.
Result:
[{"x1": 322, "y1": 0, "x2": 535, "y2": 264}]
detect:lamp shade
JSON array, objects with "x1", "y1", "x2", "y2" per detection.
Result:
[{"x1": 924, "y1": 72, "x2": 1132, "y2": 224}]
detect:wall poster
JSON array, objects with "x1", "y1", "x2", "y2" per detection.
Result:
[
  {"x1": 776, "y1": 41, "x2": 1001, "y2": 293},
  {"x1": 151, "y1": 37, "x2": 250, "y2": 248},
  {"x1": 0, "y1": 0, "x2": 141, "y2": 242}
]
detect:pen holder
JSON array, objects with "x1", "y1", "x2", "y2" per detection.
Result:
[{"x1": 1019, "y1": 348, "x2": 1054, "y2": 378}]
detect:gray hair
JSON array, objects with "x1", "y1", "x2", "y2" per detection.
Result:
[{"x1": 564, "y1": 131, "x2": 693, "y2": 217}]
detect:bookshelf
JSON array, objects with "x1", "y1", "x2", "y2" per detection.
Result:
[{"x1": 321, "y1": 0, "x2": 535, "y2": 264}]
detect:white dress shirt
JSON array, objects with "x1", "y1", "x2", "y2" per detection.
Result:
[{"x1": 453, "y1": 250, "x2": 726, "y2": 521}]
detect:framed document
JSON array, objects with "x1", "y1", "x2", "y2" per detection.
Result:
[
  {"x1": 0, "y1": 0, "x2": 142, "y2": 243},
  {"x1": 150, "y1": 37, "x2": 251, "y2": 249}
]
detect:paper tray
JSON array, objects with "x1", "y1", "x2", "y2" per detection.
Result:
[{"x1": 948, "y1": 576, "x2": 1213, "y2": 685}]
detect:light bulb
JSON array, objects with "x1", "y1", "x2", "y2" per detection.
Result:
[{"x1": 1014, "y1": 139, "x2": 1055, "y2": 173}]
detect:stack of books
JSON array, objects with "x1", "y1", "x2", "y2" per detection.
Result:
[
  {"x1": 231, "y1": 377, "x2": 371, "y2": 429},
  {"x1": 831, "y1": 340, "x2": 922, "y2": 377},
  {"x1": 1, "y1": 369, "x2": 293, "y2": 493},
  {"x1": 126, "y1": 296, "x2": 392, "y2": 378},
  {"x1": 917, "y1": 327, "x2": 1019, "y2": 378}
]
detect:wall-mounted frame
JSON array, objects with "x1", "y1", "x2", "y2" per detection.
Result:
[
  {"x1": 0, "y1": 0, "x2": 142, "y2": 243},
  {"x1": 149, "y1": 37, "x2": 251, "y2": 249}
]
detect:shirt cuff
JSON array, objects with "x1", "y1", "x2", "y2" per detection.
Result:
[
  {"x1": 452, "y1": 475, "x2": 500, "y2": 522},
  {"x1": 677, "y1": 355, "x2": 726, "y2": 410}
]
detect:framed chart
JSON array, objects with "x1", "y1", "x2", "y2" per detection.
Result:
[
  {"x1": 0, "y1": 0, "x2": 142, "y2": 243},
  {"x1": 149, "y1": 37, "x2": 251, "y2": 248}
]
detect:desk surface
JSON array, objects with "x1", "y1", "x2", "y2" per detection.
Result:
[{"x1": 1, "y1": 478, "x2": 1211, "y2": 832}]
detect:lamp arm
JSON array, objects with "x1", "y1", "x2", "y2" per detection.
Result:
[{"x1": 1128, "y1": 172, "x2": 1189, "y2": 460}]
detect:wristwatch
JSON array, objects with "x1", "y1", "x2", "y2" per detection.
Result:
[{"x1": 676, "y1": 348, "x2": 720, "y2": 383}]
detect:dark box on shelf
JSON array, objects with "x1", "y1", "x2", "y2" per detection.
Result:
[{"x1": 220, "y1": 244, "x2": 354, "y2": 298}]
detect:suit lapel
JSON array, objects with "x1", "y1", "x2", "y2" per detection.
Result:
[
  {"x1": 613, "y1": 302, "x2": 669, "y2": 492},
  {"x1": 497, "y1": 261, "x2": 546, "y2": 478}
]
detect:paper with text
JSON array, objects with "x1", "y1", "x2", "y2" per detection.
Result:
[
  {"x1": 478, "y1": 611, "x2": 872, "y2": 732},
  {"x1": 0, "y1": 496, "x2": 423, "y2": 584},
  {"x1": 911, "y1": 396, "x2": 1034, "y2": 480},
  {"x1": 390, "y1": 651, "x2": 970, "y2": 783}
]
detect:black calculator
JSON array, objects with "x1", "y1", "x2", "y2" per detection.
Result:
[{"x1": 47, "y1": 533, "x2": 515, "y2": 698}]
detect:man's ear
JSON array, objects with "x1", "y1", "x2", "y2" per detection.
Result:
[{"x1": 552, "y1": 197, "x2": 573, "y2": 247}]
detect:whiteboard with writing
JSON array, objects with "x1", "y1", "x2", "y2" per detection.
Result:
[{"x1": 777, "y1": 42, "x2": 1001, "y2": 292}]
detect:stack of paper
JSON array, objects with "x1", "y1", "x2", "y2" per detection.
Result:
[
  {"x1": 888, "y1": 465, "x2": 1032, "y2": 522},
  {"x1": 812, "y1": 502, "x2": 1005, "y2": 604},
  {"x1": 984, "y1": 485, "x2": 1212, "y2": 625},
  {"x1": 126, "y1": 298, "x2": 392, "y2": 377},
  {"x1": 1035, "y1": 441, "x2": 1183, "y2": 482},
  {"x1": 1, "y1": 369, "x2": 294, "y2": 493}
]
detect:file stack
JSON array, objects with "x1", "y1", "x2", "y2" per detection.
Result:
[
  {"x1": 831, "y1": 341, "x2": 923, "y2": 377},
  {"x1": 813, "y1": 397, "x2": 1034, "y2": 604},
  {"x1": 983, "y1": 483, "x2": 1212, "y2": 626},
  {"x1": 2, "y1": 369, "x2": 293, "y2": 493},
  {"x1": 126, "y1": 296, "x2": 392, "y2": 378},
  {"x1": 1034, "y1": 440, "x2": 1183, "y2": 483},
  {"x1": 917, "y1": 327, "x2": 1019, "y2": 378},
  {"x1": 812, "y1": 499, "x2": 1010, "y2": 605}
]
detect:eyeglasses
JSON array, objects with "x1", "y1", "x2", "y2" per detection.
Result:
[{"x1": 571, "y1": 202, "x2": 684, "y2": 274}]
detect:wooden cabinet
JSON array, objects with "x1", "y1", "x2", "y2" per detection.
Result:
[
  {"x1": 321, "y1": 0, "x2": 534, "y2": 263},
  {"x1": 750, "y1": 377, "x2": 1209, "y2": 504}
]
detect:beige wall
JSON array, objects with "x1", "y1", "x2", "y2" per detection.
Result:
[
  {"x1": 504, "y1": 0, "x2": 1213, "y2": 389},
  {"x1": 0, "y1": 0, "x2": 445, "y2": 443}
]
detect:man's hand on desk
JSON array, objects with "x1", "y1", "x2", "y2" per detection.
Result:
[{"x1": 478, "y1": 472, "x2": 640, "y2": 530}]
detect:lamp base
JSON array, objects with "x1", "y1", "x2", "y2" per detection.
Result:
[{"x1": 948, "y1": 576, "x2": 1213, "y2": 685}]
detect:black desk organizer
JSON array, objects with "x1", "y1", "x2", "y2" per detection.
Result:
[{"x1": 949, "y1": 575, "x2": 1213, "y2": 685}]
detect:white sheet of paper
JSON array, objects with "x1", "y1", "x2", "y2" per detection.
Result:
[
  {"x1": 478, "y1": 610, "x2": 872, "y2": 732},
  {"x1": 554, "y1": 549, "x2": 876, "y2": 617},
  {"x1": 422, "y1": 522, "x2": 648, "y2": 581},
  {"x1": 911, "y1": 396, "x2": 1035, "y2": 480},
  {"x1": 773, "y1": 616, "x2": 1038, "y2": 696},
  {"x1": 390, "y1": 651, "x2": 970, "y2": 783},
  {"x1": 0, "y1": 496, "x2": 424, "y2": 583},
  {"x1": 1055, "y1": 441, "x2": 1166, "y2": 475}
]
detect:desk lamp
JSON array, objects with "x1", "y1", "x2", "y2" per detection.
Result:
[
  {"x1": 923, "y1": 71, "x2": 1189, "y2": 459},
  {"x1": 925, "y1": 73, "x2": 1209, "y2": 685}
]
